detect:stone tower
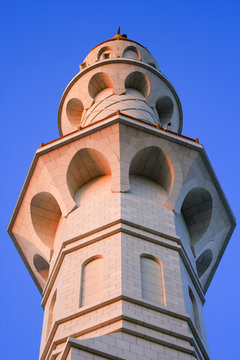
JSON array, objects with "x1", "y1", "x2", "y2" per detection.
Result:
[{"x1": 8, "y1": 32, "x2": 235, "y2": 360}]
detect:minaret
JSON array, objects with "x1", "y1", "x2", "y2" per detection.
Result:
[{"x1": 8, "y1": 32, "x2": 235, "y2": 360}]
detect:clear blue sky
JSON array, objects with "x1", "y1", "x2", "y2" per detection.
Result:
[{"x1": 1, "y1": 0, "x2": 239, "y2": 358}]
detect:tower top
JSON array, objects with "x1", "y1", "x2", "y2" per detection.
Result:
[
  {"x1": 112, "y1": 26, "x2": 128, "y2": 39},
  {"x1": 82, "y1": 32, "x2": 157, "y2": 69},
  {"x1": 58, "y1": 35, "x2": 183, "y2": 136}
]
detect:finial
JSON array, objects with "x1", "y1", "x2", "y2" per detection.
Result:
[{"x1": 113, "y1": 28, "x2": 127, "y2": 39}]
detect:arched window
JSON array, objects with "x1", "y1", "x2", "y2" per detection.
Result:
[
  {"x1": 47, "y1": 290, "x2": 57, "y2": 337},
  {"x1": 196, "y1": 249, "x2": 213, "y2": 278},
  {"x1": 129, "y1": 146, "x2": 173, "y2": 194},
  {"x1": 33, "y1": 254, "x2": 49, "y2": 281},
  {"x1": 189, "y1": 287, "x2": 201, "y2": 334},
  {"x1": 181, "y1": 188, "x2": 212, "y2": 250},
  {"x1": 140, "y1": 255, "x2": 165, "y2": 305},
  {"x1": 125, "y1": 71, "x2": 150, "y2": 97},
  {"x1": 122, "y1": 46, "x2": 140, "y2": 60},
  {"x1": 80, "y1": 256, "x2": 103, "y2": 307}
]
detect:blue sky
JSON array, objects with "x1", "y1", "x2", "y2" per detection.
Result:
[{"x1": 1, "y1": 0, "x2": 239, "y2": 358}]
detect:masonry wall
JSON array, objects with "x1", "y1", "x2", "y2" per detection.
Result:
[
  {"x1": 40, "y1": 233, "x2": 122, "y2": 358},
  {"x1": 9, "y1": 117, "x2": 234, "y2": 360}
]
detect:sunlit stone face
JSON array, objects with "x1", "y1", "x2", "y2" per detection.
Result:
[
  {"x1": 82, "y1": 88, "x2": 159, "y2": 127},
  {"x1": 82, "y1": 39, "x2": 160, "y2": 70}
]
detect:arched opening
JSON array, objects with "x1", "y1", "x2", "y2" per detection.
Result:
[
  {"x1": 122, "y1": 46, "x2": 140, "y2": 60},
  {"x1": 47, "y1": 290, "x2": 57, "y2": 337},
  {"x1": 31, "y1": 192, "x2": 61, "y2": 250},
  {"x1": 129, "y1": 146, "x2": 173, "y2": 194},
  {"x1": 196, "y1": 249, "x2": 213, "y2": 278},
  {"x1": 97, "y1": 46, "x2": 113, "y2": 61},
  {"x1": 66, "y1": 148, "x2": 111, "y2": 199},
  {"x1": 80, "y1": 256, "x2": 104, "y2": 307},
  {"x1": 189, "y1": 287, "x2": 201, "y2": 334},
  {"x1": 181, "y1": 188, "x2": 212, "y2": 248},
  {"x1": 140, "y1": 255, "x2": 165, "y2": 305},
  {"x1": 88, "y1": 72, "x2": 113, "y2": 98},
  {"x1": 66, "y1": 98, "x2": 84, "y2": 127},
  {"x1": 125, "y1": 71, "x2": 150, "y2": 97},
  {"x1": 156, "y1": 96, "x2": 173, "y2": 126},
  {"x1": 33, "y1": 254, "x2": 49, "y2": 281}
]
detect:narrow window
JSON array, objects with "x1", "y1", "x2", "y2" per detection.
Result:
[
  {"x1": 196, "y1": 249, "x2": 213, "y2": 278},
  {"x1": 140, "y1": 255, "x2": 165, "y2": 305},
  {"x1": 47, "y1": 290, "x2": 57, "y2": 337},
  {"x1": 80, "y1": 256, "x2": 103, "y2": 307},
  {"x1": 189, "y1": 287, "x2": 201, "y2": 334},
  {"x1": 33, "y1": 254, "x2": 49, "y2": 281}
]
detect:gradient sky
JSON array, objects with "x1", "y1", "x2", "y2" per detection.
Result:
[{"x1": 1, "y1": 1, "x2": 240, "y2": 358}]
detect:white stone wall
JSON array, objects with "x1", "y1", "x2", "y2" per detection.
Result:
[{"x1": 9, "y1": 118, "x2": 234, "y2": 360}]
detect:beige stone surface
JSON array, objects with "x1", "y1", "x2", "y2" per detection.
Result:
[
  {"x1": 58, "y1": 37, "x2": 183, "y2": 136},
  {"x1": 8, "y1": 34, "x2": 235, "y2": 360}
]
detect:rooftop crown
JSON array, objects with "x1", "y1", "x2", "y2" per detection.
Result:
[{"x1": 58, "y1": 33, "x2": 183, "y2": 136}]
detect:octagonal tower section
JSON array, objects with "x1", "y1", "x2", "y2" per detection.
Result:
[{"x1": 8, "y1": 33, "x2": 235, "y2": 360}]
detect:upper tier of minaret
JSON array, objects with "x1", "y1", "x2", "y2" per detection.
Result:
[
  {"x1": 58, "y1": 32, "x2": 183, "y2": 136},
  {"x1": 82, "y1": 33, "x2": 160, "y2": 70}
]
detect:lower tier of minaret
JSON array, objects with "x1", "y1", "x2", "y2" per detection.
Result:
[
  {"x1": 39, "y1": 226, "x2": 209, "y2": 360},
  {"x1": 9, "y1": 117, "x2": 233, "y2": 360}
]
